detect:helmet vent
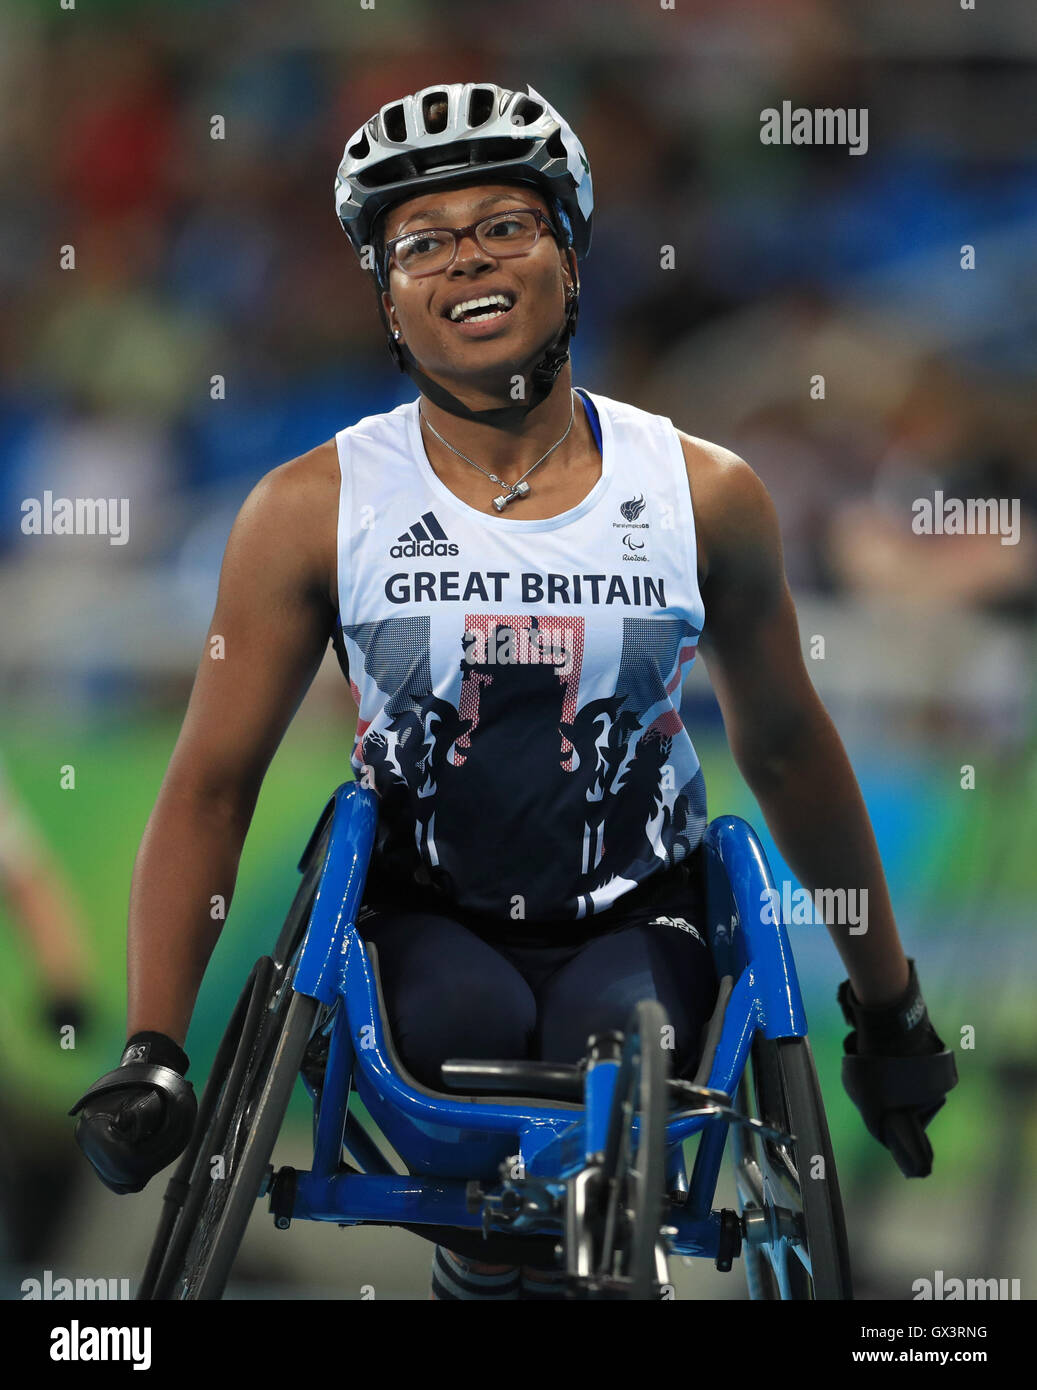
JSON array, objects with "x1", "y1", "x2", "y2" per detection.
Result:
[
  {"x1": 382, "y1": 103, "x2": 407, "y2": 143},
  {"x1": 425, "y1": 137, "x2": 533, "y2": 173},
  {"x1": 348, "y1": 130, "x2": 370, "y2": 159},
  {"x1": 545, "y1": 128, "x2": 567, "y2": 160},
  {"x1": 367, "y1": 138, "x2": 537, "y2": 186},
  {"x1": 358, "y1": 153, "x2": 420, "y2": 189},
  {"x1": 468, "y1": 87, "x2": 495, "y2": 128},
  {"x1": 510, "y1": 96, "x2": 543, "y2": 127},
  {"x1": 422, "y1": 92, "x2": 449, "y2": 134},
  {"x1": 458, "y1": 136, "x2": 534, "y2": 165}
]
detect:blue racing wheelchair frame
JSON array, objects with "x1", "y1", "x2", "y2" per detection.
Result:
[{"x1": 139, "y1": 781, "x2": 853, "y2": 1301}]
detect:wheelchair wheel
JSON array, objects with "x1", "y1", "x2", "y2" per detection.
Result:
[
  {"x1": 139, "y1": 811, "x2": 335, "y2": 1300},
  {"x1": 142, "y1": 970, "x2": 320, "y2": 1300},
  {"x1": 272, "y1": 808, "x2": 334, "y2": 967},
  {"x1": 582, "y1": 999, "x2": 670, "y2": 1300},
  {"x1": 731, "y1": 1034, "x2": 853, "y2": 1300},
  {"x1": 138, "y1": 955, "x2": 267, "y2": 1299}
]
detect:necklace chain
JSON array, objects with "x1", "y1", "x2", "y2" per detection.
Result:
[{"x1": 419, "y1": 390, "x2": 576, "y2": 511}]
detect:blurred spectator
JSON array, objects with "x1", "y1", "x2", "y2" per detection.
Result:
[
  {"x1": 0, "y1": 0, "x2": 1034, "y2": 703},
  {"x1": 827, "y1": 359, "x2": 1037, "y2": 616}
]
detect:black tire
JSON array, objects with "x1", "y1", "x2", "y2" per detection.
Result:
[
  {"x1": 138, "y1": 956, "x2": 272, "y2": 1300},
  {"x1": 139, "y1": 813, "x2": 334, "y2": 1301},
  {"x1": 148, "y1": 981, "x2": 319, "y2": 1301},
  {"x1": 190, "y1": 988, "x2": 320, "y2": 1299},
  {"x1": 589, "y1": 999, "x2": 671, "y2": 1300},
  {"x1": 273, "y1": 810, "x2": 334, "y2": 967},
  {"x1": 732, "y1": 1034, "x2": 853, "y2": 1300}
]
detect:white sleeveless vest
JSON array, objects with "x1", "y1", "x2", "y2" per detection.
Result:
[{"x1": 335, "y1": 388, "x2": 707, "y2": 921}]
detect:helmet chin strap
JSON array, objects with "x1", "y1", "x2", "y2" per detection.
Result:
[{"x1": 381, "y1": 253, "x2": 580, "y2": 431}]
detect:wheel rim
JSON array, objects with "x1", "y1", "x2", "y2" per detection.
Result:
[{"x1": 733, "y1": 1037, "x2": 851, "y2": 1300}]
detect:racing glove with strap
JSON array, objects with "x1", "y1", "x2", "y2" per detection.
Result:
[
  {"x1": 69, "y1": 1031, "x2": 197, "y2": 1194},
  {"x1": 838, "y1": 958, "x2": 957, "y2": 1178}
]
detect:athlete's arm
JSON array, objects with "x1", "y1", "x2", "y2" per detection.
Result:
[
  {"x1": 126, "y1": 444, "x2": 340, "y2": 1044},
  {"x1": 682, "y1": 434, "x2": 910, "y2": 1007}
]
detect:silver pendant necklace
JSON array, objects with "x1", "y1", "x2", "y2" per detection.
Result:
[{"x1": 419, "y1": 389, "x2": 576, "y2": 512}]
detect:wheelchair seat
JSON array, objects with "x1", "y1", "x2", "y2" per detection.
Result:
[
  {"x1": 362, "y1": 939, "x2": 735, "y2": 1109},
  {"x1": 353, "y1": 841, "x2": 724, "y2": 1108},
  {"x1": 362, "y1": 939, "x2": 583, "y2": 1109}
]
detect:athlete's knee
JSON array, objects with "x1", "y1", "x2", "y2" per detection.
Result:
[{"x1": 393, "y1": 989, "x2": 534, "y2": 1089}]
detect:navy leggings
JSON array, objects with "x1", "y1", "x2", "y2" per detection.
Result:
[{"x1": 357, "y1": 864, "x2": 719, "y2": 1090}]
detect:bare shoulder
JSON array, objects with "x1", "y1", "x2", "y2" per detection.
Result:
[
  {"x1": 232, "y1": 439, "x2": 341, "y2": 605},
  {"x1": 675, "y1": 429, "x2": 779, "y2": 584},
  {"x1": 251, "y1": 438, "x2": 340, "y2": 513}
]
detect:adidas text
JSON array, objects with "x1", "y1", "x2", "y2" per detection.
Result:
[{"x1": 389, "y1": 539, "x2": 459, "y2": 558}]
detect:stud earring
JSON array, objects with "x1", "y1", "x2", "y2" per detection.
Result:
[{"x1": 392, "y1": 329, "x2": 401, "y2": 340}]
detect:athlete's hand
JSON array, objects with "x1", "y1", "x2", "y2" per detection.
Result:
[
  {"x1": 837, "y1": 959, "x2": 958, "y2": 1178},
  {"x1": 69, "y1": 1032, "x2": 197, "y2": 1194}
]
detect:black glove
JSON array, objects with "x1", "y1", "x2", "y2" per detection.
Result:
[
  {"x1": 69, "y1": 1031, "x2": 197, "y2": 1194},
  {"x1": 838, "y1": 959, "x2": 957, "y2": 1178}
]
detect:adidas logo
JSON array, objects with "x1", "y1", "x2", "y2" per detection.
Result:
[
  {"x1": 650, "y1": 915, "x2": 704, "y2": 944},
  {"x1": 389, "y1": 511, "x2": 459, "y2": 558}
]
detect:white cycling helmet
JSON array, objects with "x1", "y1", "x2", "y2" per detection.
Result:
[{"x1": 335, "y1": 81, "x2": 594, "y2": 285}]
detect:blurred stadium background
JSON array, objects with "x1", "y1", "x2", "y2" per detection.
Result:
[{"x1": 1, "y1": 0, "x2": 1035, "y2": 1300}]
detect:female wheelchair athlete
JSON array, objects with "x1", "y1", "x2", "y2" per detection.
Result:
[{"x1": 136, "y1": 780, "x2": 854, "y2": 1301}]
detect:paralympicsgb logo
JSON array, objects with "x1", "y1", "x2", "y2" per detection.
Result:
[{"x1": 619, "y1": 495, "x2": 647, "y2": 522}]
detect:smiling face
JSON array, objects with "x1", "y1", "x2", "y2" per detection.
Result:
[{"x1": 379, "y1": 181, "x2": 577, "y2": 388}]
